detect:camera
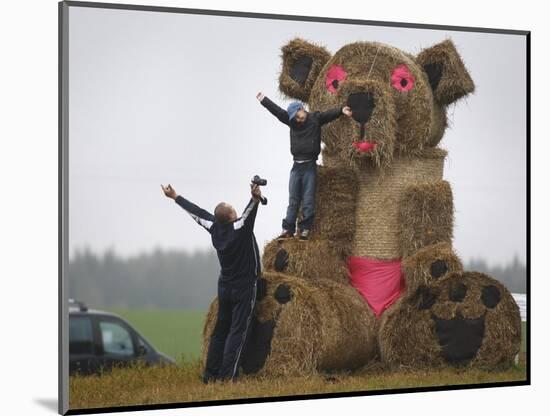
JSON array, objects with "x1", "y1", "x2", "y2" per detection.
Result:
[
  {"x1": 251, "y1": 175, "x2": 268, "y2": 205},
  {"x1": 251, "y1": 175, "x2": 267, "y2": 186}
]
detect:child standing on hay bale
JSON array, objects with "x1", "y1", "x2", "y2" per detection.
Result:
[
  {"x1": 161, "y1": 182, "x2": 263, "y2": 383},
  {"x1": 256, "y1": 91, "x2": 352, "y2": 241}
]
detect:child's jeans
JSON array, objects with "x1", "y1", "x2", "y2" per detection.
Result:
[{"x1": 282, "y1": 160, "x2": 317, "y2": 234}]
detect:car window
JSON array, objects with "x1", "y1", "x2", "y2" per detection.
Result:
[
  {"x1": 99, "y1": 320, "x2": 135, "y2": 356},
  {"x1": 137, "y1": 337, "x2": 149, "y2": 354},
  {"x1": 69, "y1": 316, "x2": 94, "y2": 355}
]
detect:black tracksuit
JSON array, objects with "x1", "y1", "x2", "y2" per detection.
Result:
[{"x1": 175, "y1": 195, "x2": 260, "y2": 381}]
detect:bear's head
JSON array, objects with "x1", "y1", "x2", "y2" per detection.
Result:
[{"x1": 278, "y1": 38, "x2": 474, "y2": 169}]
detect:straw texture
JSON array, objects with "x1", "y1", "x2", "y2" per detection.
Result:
[
  {"x1": 352, "y1": 152, "x2": 446, "y2": 259},
  {"x1": 379, "y1": 271, "x2": 521, "y2": 368},
  {"x1": 398, "y1": 180, "x2": 454, "y2": 257},
  {"x1": 202, "y1": 272, "x2": 378, "y2": 377}
]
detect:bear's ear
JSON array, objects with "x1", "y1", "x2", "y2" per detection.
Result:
[
  {"x1": 279, "y1": 38, "x2": 332, "y2": 102},
  {"x1": 416, "y1": 39, "x2": 475, "y2": 106}
]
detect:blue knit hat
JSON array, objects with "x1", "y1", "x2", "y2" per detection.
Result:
[{"x1": 287, "y1": 101, "x2": 304, "y2": 121}]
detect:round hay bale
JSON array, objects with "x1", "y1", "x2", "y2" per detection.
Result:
[
  {"x1": 262, "y1": 238, "x2": 348, "y2": 283},
  {"x1": 401, "y1": 242, "x2": 463, "y2": 299},
  {"x1": 378, "y1": 271, "x2": 521, "y2": 369},
  {"x1": 202, "y1": 272, "x2": 378, "y2": 377},
  {"x1": 200, "y1": 298, "x2": 219, "y2": 373}
]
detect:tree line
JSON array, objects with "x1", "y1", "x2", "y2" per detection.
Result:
[
  {"x1": 69, "y1": 248, "x2": 219, "y2": 309},
  {"x1": 464, "y1": 254, "x2": 526, "y2": 294},
  {"x1": 69, "y1": 248, "x2": 526, "y2": 309}
]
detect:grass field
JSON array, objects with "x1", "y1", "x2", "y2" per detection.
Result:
[
  {"x1": 107, "y1": 309, "x2": 207, "y2": 362},
  {"x1": 69, "y1": 310, "x2": 528, "y2": 410}
]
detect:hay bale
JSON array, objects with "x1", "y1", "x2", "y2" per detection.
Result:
[
  {"x1": 262, "y1": 238, "x2": 348, "y2": 283},
  {"x1": 351, "y1": 153, "x2": 446, "y2": 259},
  {"x1": 416, "y1": 39, "x2": 475, "y2": 106},
  {"x1": 306, "y1": 42, "x2": 440, "y2": 170},
  {"x1": 378, "y1": 271, "x2": 521, "y2": 369},
  {"x1": 282, "y1": 165, "x2": 357, "y2": 242},
  {"x1": 398, "y1": 180, "x2": 454, "y2": 257},
  {"x1": 378, "y1": 297, "x2": 443, "y2": 368},
  {"x1": 279, "y1": 38, "x2": 332, "y2": 102},
  {"x1": 202, "y1": 272, "x2": 378, "y2": 377},
  {"x1": 401, "y1": 242, "x2": 462, "y2": 299},
  {"x1": 311, "y1": 166, "x2": 358, "y2": 242},
  {"x1": 261, "y1": 165, "x2": 357, "y2": 283},
  {"x1": 200, "y1": 298, "x2": 219, "y2": 373}
]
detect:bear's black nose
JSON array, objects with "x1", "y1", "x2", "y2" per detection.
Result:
[{"x1": 347, "y1": 92, "x2": 376, "y2": 124}]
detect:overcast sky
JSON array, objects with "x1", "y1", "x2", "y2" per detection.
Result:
[{"x1": 68, "y1": 6, "x2": 526, "y2": 266}]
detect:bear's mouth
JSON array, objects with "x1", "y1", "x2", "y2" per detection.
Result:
[
  {"x1": 349, "y1": 117, "x2": 377, "y2": 154},
  {"x1": 432, "y1": 312, "x2": 485, "y2": 365},
  {"x1": 352, "y1": 141, "x2": 377, "y2": 153}
]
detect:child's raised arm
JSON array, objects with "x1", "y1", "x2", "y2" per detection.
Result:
[{"x1": 257, "y1": 92, "x2": 290, "y2": 126}]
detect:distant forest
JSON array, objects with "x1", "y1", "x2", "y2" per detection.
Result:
[
  {"x1": 464, "y1": 255, "x2": 526, "y2": 294},
  {"x1": 69, "y1": 248, "x2": 527, "y2": 309},
  {"x1": 69, "y1": 248, "x2": 219, "y2": 310}
]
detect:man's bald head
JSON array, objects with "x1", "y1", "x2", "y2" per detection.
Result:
[{"x1": 214, "y1": 202, "x2": 237, "y2": 224}]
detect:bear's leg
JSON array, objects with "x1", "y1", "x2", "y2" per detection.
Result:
[
  {"x1": 398, "y1": 180, "x2": 454, "y2": 258},
  {"x1": 386, "y1": 181, "x2": 522, "y2": 369},
  {"x1": 202, "y1": 272, "x2": 378, "y2": 377},
  {"x1": 378, "y1": 245, "x2": 521, "y2": 369}
]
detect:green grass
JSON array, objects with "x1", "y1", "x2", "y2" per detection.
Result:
[
  {"x1": 69, "y1": 354, "x2": 527, "y2": 410},
  {"x1": 107, "y1": 309, "x2": 207, "y2": 363}
]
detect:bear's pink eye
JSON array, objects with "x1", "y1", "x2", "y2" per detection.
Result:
[
  {"x1": 325, "y1": 64, "x2": 347, "y2": 94},
  {"x1": 391, "y1": 64, "x2": 415, "y2": 92}
]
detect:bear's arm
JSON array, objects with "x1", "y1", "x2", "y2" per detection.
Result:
[{"x1": 397, "y1": 181, "x2": 454, "y2": 258}]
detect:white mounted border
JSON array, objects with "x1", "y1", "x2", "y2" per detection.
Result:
[{"x1": 512, "y1": 293, "x2": 527, "y2": 321}]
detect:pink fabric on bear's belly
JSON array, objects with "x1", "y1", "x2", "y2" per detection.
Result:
[{"x1": 348, "y1": 256, "x2": 405, "y2": 317}]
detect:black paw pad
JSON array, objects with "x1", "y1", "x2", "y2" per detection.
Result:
[
  {"x1": 256, "y1": 278, "x2": 267, "y2": 301},
  {"x1": 414, "y1": 285, "x2": 437, "y2": 310},
  {"x1": 274, "y1": 284, "x2": 292, "y2": 304},
  {"x1": 241, "y1": 318, "x2": 276, "y2": 375},
  {"x1": 481, "y1": 285, "x2": 501, "y2": 309},
  {"x1": 274, "y1": 249, "x2": 289, "y2": 272},
  {"x1": 449, "y1": 282, "x2": 467, "y2": 302},
  {"x1": 433, "y1": 312, "x2": 485, "y2": 365},
  {"x1": 430, "y1": 260, "x2": 448, "y2": 279}
]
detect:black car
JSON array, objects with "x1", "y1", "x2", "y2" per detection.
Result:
[{"x1": 69, "y1": 299, "x2": 176, "y2": 376}]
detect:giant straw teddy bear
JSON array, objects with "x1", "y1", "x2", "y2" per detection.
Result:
[{"x1": 203, "y1": 38, "x2": 521, "y2": 376}]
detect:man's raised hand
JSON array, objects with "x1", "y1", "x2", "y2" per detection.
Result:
[
  {"x1": 161, "y1": 184, "x2": 178, "y2": 200},
  {"x1": 256, "y1": 92, "x2": 265, "y2": 102},
  {"x1": 250, "y1": 183, "x2": 262, "y2": 202}
]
